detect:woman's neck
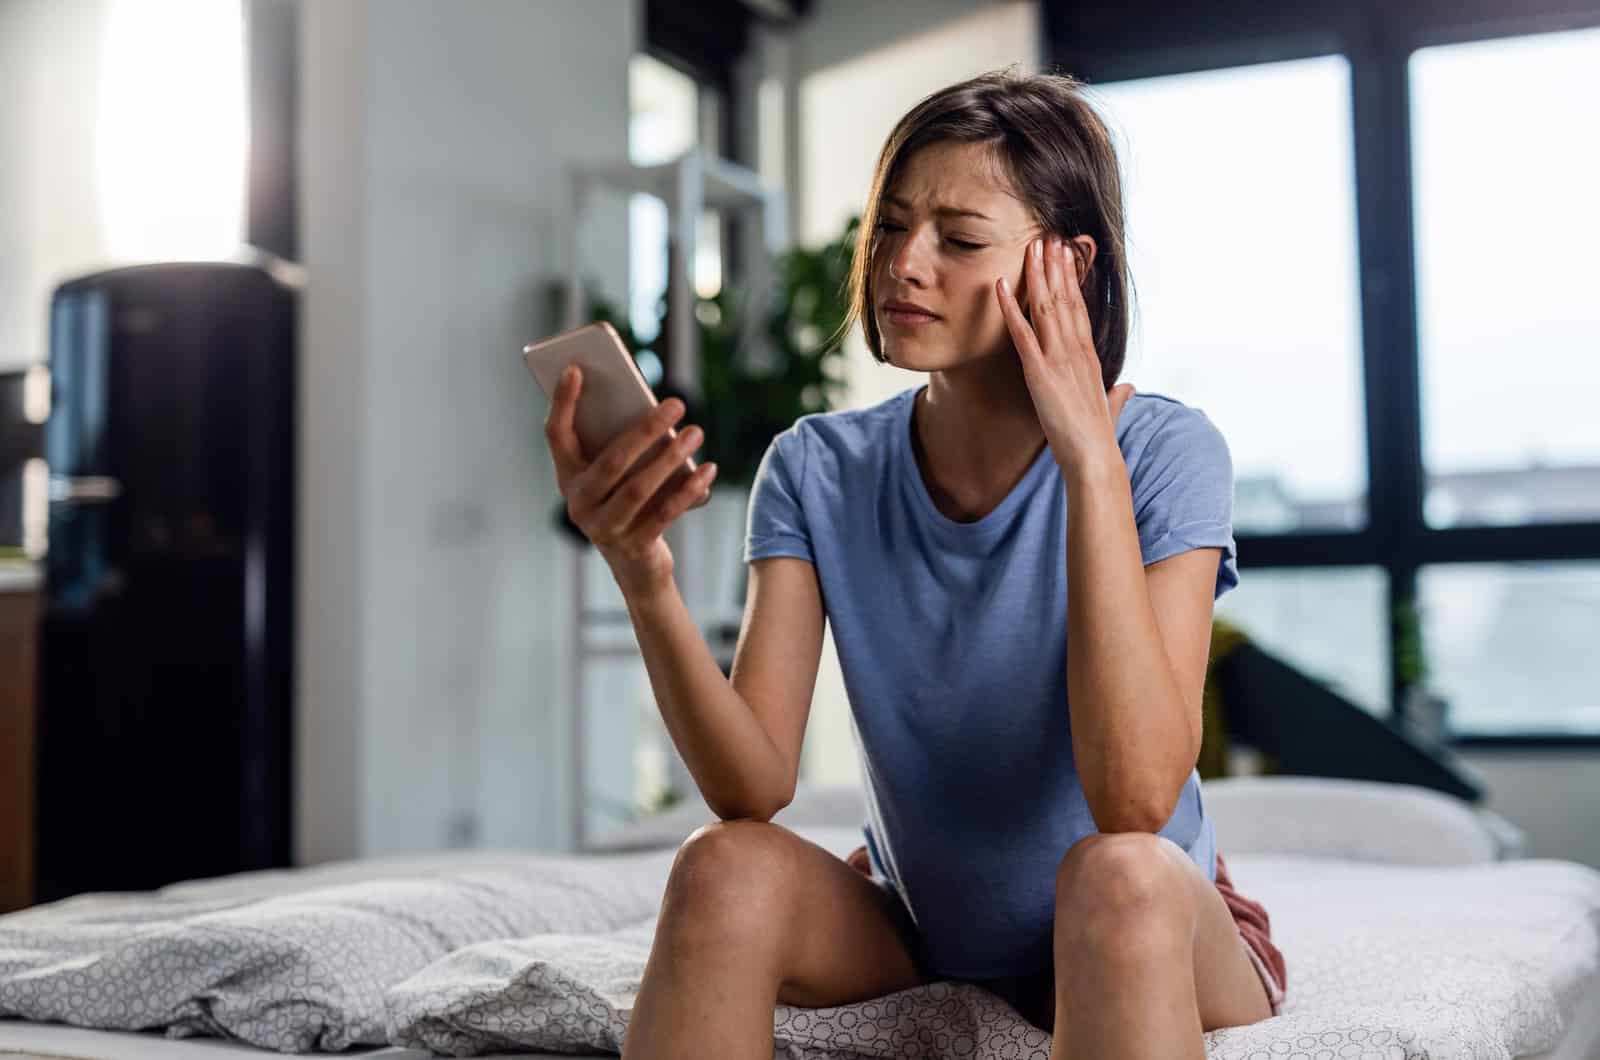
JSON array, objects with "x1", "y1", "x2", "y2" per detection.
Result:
[{"x1": 911, "y1": 357, "x2": 1048, "y2": 522}]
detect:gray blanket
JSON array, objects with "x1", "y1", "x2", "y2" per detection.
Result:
[{"x1": 3, "y1": 830, "x2": 1598, "y2": 1059}]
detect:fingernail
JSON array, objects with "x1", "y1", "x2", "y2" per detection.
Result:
[
  {"x1": 562, "y1": 364, "x2": 575, "y2": 382},
  {"x1": 999, "y1": 276, "x2": 1010, "y2": 296},
  {"x1": 1032, "y1": 238, "x2": 1043, "y2": 260}
]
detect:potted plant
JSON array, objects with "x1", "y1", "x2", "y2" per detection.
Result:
[
  {"x1": 547, "y1": 215, "x2": 860, "y2": 617},
  {"x1": 1394, "y1": 593, "x2": 1450, "y2": 746}
]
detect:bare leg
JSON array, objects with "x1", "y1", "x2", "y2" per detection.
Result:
[
  {"x1": 620, "y1": 820, "x2": 928, "y2": 1060},
  {"x1": 1049, "y1": 833, "x2": 1273, "y2": 1060}
]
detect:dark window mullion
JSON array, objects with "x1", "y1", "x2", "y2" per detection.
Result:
[
  {"x1": 1348, "y1": 11, "x2": 1426, "y2": 721},
  {"x1": 1232, "y1": 532, "x2": 1380, "y2": 568},
  {"x1": 1418, "y1": 523, "x2": 1600, "y2": 564}
]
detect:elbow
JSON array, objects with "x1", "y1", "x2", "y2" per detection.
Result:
[
  {"x1": 1096, "y1": 811, "x2": 1167, "y2": 835},
  {"x1": 1089, "y1": 790, "x2": 1173, "y2": 835},
  {"x1": 708, "y1": 780, "x2": 793, "y2": 825}
]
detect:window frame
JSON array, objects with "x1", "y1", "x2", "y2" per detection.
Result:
[{"x1": 1045, "y1": 0, "x2": 1600, "y2": 747}]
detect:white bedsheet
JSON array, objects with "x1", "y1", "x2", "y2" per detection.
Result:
[
  {"x1": 378, "y1": 839, "x2": 1600, "y2": 1059},
  {"x1": 2, "y1": 826, "x2": 1597, "y2": 1059}
]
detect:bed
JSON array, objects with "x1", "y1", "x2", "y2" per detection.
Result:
[{"x1": 2, "y1": 776, "x2": 1597, "y2": 1060}]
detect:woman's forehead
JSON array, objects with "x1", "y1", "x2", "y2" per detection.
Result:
[{"x1": 886, "y1": 143, "x2": 1022, "y2": 218}]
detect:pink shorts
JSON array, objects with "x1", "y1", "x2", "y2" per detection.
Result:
[{"x1": 1214, "y1": 850, "x2": 1288, "y2": 1018}]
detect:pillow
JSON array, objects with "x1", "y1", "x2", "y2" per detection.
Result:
[
  {"x1": 584, "y1": 776, "x2": 1528, "y2": 867},
  {"x1": 1203, "y1": 775, "x2": 1526, "y2": 865}
]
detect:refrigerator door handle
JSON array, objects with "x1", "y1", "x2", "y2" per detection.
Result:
[{"x1": 48, "y1": 475, "x2": 124, "y2": 504}]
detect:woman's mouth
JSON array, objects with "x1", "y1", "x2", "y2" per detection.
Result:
[{"x1": 884, "y1": 308, "x2": 939, "y2": 327}]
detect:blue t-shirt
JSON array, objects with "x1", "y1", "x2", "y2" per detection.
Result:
[{"x1": 742, "y1": 384, "x2": 1239, "y2": 981}]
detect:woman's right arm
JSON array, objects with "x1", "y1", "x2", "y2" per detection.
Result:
[
  {"x1": 544, "y1": 364, "x2": 816, "y2": 821},
  {"x1": 639, "y1": 554, "x2": 827, "y2": 820}
]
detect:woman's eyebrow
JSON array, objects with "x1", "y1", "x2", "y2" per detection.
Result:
[{"x1": 883, "y1": 194, "x2": 994, "y2": 221}]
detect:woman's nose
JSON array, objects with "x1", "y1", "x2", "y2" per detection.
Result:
[{"x1": 889, "y1": 231, "x2": 930, "y2": 284}]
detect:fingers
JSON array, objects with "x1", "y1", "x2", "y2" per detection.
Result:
[
  {"x1": 632, "y1": 460, "x2": 719, "y2": 541},
  {"x1": 1006, "y1": 235, "x2": 1099, "y2": 364},
  {"x1": 1109, "y1": 382, "x2": 1136, "y2": 422},
  {"x1": 996, "y1": 275, "x2": 1043, "y2": 362},
  {"x1": 572, "y1": 397, "x2": 686, "y2": 511},
  {"x1": 1058, "y1": 237, "x2": 1096, "y2": 351},
  {"x1": 594, "y1": 418, "x2": 705, "y2": 532},
  {"x1": 1025, "y1": 235, "x2": 1061, "y2": 351},
  {"x1": 543, "y1": 364, "x2": 586, "y2": 480}
]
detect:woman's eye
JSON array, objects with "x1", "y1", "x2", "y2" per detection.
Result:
[{"x1": 873, "y1": 222, "x2": 984, "y2": 251}]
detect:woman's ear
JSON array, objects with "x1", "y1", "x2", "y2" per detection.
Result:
[{"x1": 1072, "y1": 236, "x2": 1098, "y2": 286}]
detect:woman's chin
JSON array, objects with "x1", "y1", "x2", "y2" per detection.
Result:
[{"x1": 883, "y1": 340, "x2": 943, "y2": 367}]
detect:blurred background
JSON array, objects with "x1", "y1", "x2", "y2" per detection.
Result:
[{"x1": 0, "y1": 0, "x2": 1596, "y2": 911}]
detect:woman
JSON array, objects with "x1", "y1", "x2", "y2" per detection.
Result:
[{"x1": 545, "y1": 68, "x2": 1286, "y2": 1060}]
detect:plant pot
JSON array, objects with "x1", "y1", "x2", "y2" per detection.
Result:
[{"x1": 1402, "y1": 685, "x2": 1451, "y2": 748}]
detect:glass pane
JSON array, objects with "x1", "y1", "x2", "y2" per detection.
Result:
[
  {"x1": 629, "y1": 54, "x2": 700, "y2": 342},
  {"x1": 1215, "y1": 566, "x2": 1390, "y2": 716},
  {"x1": 1410, "y1": 29, "x2": 1600, "y2": 528},
  {"x1": 629, "y1": 54, "x2": 698, "y2": 166},
  {"x1": 1419, "y1": 562, "x2": 1600, "y2": 735},
  {"x1": 1091, "y1": 57, "x2": 1368, "y2": 535}
]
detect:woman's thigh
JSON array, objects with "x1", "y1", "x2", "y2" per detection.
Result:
[{"x1": 663, "y1": 819, "x2": 932, "y2": 1009}]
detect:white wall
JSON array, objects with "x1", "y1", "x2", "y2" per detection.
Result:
[
  {"x1": 1457, "y1": 752, "x2": 1600, "y2": 869},
  {"x1": 0, "y1": 0, "x2": 114, "y2": 370},
  {"x1": 297, "y1": 0, "x2": 634, "y2": 863}
]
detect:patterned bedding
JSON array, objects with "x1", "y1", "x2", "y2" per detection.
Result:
[{"x1": 1, "y1": 826, "x2": 1597, "y2": 1058}]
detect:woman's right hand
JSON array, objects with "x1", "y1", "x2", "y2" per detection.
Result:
[{"x1": 544, "y1": 364, "x2": 719, "y2": 597}]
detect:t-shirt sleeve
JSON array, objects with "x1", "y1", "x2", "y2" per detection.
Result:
[
  {"x1": 1130, "y1": 406, "x2": 1239, "y2": 599},
  {"x1": 743, "y1": 424, "x2": 814, "y2": 565}
]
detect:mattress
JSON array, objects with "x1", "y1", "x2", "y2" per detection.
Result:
[{"x1": 2, "y1": 827, "x2": 1597, "y2": 1059}]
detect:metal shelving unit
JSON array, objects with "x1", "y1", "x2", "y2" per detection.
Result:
[{"x1": 561, "y1": 146, "x2": 787, "y2": 851}]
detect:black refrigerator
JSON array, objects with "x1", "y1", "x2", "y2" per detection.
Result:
[{"x1": 36, "y1": 257, "x2": 297, "y2": 901}]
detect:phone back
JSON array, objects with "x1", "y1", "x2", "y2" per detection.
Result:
[{"x1": 524, "y1": 321, "x2": 658, "y2": 462}]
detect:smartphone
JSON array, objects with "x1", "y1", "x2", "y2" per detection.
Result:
[{"x1": 523, "y1": 320, "x2": 710, "y2": 510}]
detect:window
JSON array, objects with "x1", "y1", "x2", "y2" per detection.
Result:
[
  {"x1": 1090, "y1": 57, "x2": 1369, "y2": 536},
  {"x1": 1057, "y1": 13, "x2": 1600, "y2": 744},
  {"x1": 1215, "y1": 566, "x2": 1391, "y2": 717},
  {"x1": 1419, "y1": 562, "x2": 1600, "y2": 736},
  {"x1": 1409, "y1": 28, "x2": 1600, "y2": 528},
  {"x1": 630, "y1": 54, "x2": 698, "y2": 347}
]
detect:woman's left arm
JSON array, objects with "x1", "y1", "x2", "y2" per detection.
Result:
[
  {"x1": 1061, "y1": 454, "x2": 1218, "y2": 833},
  {"x1": 997, "y1": 234, "x2": 1217, "y2": 834}
]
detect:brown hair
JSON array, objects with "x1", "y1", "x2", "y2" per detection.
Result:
[{"x1": 835, "y1": 67, "x2": 1134, "y2": 390}]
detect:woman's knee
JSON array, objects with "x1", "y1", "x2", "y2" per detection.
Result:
[
  {"x1": 1055, "y1": 833, "x2": 1194, "y2": 952},
  {"x1": 657, "y1": 819, "x2": 801, "y2": 952}
]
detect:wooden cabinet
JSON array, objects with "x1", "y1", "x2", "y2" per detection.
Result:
[{"x1": 0, "y1": 570, "x2": 39, "y2": 913}]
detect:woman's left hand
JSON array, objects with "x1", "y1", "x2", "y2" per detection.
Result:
[{"x1": 996, "y1": 234, "x2": 1134, "y2": 475}]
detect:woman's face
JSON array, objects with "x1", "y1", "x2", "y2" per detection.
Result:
[{"x1": 870, "y1": 140, "x2": 1044, "y2": 372}]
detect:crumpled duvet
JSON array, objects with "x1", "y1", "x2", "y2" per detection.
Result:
[{"x1": 3, "y1": 829, "x2": 1598, "y2": 1060}]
